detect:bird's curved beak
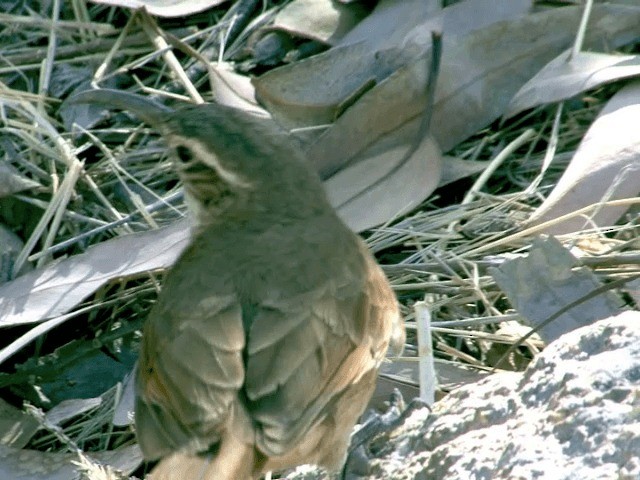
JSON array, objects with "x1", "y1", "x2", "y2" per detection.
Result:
[{"x1": 67, "y1": 88, "x2": 173, "y2": 127}]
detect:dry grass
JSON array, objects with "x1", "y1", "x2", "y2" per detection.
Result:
[{"x1": 0, "y1": 1, "x2": 638, "y2": 478}]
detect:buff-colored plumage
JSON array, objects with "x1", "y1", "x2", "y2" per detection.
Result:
[{"x1": 71, "y1": 90, "x2": 405, "y2": 480}]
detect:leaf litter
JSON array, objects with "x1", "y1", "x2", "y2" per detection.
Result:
[{"x1": 0, "y1": 1, "x2": 638, "y2": 478}]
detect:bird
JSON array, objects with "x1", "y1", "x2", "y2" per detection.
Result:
[{"x1": 70, "y1": 90, "x2": 405, "y2": 480}]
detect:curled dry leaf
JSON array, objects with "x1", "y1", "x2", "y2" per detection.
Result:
[
  {"x1": 208, "y1": 62, "x2": 269, "y2": 117},
  {"x1": 88, "y1": 0, "x2": 226, "y2": 17},
  {"x1": 507, "y1": 50, "x2": 640, "y2": 118},
  {"x1": 528, "y1": 81, "x2": 640, "y2": 235},
  {"x1": 254, "y1": 0, "x2": 531, "y2": 132},
  {"x1": 256, "y1": 4, "x2": 640, "y2": 157},
  {"x1": 269, "y1": 0, "x2": 368, "y2": 44}
]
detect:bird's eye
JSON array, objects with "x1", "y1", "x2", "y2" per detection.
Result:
[{"x1": 175, "y1": 146, "x2": 193, "y2": 164}]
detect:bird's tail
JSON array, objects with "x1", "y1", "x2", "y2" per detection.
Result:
[{"x1": 149, "y1": 437, "x2": 260, "y2": 480}]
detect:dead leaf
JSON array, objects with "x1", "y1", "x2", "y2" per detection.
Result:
[
  {"x1": 254, "y1": 0, "x2": 532, "y2": 131},
  {"x1": 528, "y1": 81, "x2": 640, "y2": 234},
  {"x1": 112, "y1": 372, "x2": 135, "y2": 427},
  {"x1": 337, "y1": 0, "x2": 443, "y2": 50},
  {"x1": 507, "y1": 50, "x2": 640, "y2": 117},
  {"x1": 208, "y1": 62, "x2": 269, "y2": 116},
  {"x1": 326, "y1": 127, "x2": 442, "y2": 232},
  {"x1": 375, "y1": 357, "x2": 489, "y2": 408},
  {"x1": 491, "y1": 236, "x2": 622, "y2": 343},
  {"x1": 422, "y1": 3, "x2": 640, "y2": 153},
  {"x1": 254, "y1": 42, "x2": 377, "y2": 128},
  {"x1": 439, "y1": 156, "x2": 486, "y2": 186},
  {"x1": 270, "y1": 0, "x2": 368, "y2": 44},
  {"x1": 305, "y1": 54, "x2": 432, "y2": 178},
  {"x1": 0, "y1": 218, "x2": 191, "y2": 327},
  {"x1": 88, "y1": 0, "x2": 226, "y2": 17},
  {"x1": 46, "y1": 397, "x2": 102, "y2": 426},
  {"x1": 339, "y1": 0, "x2": 531, "y2": 62},
  {"x1": 0, "y1": 398, "x2": 40, "y2": 449},
  {"x1": 0, "y1": 396, "x2": 103, "y2": 450},
  {"x1": 259, "y1": 4, "x2": 640, "y2": 160}
]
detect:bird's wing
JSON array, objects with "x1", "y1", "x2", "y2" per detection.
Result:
[
  {"x1": 134, "y1": 239, "x2": 403, "y2": 462},
  {"x1": 245, "y1": 247, "x2": 402, "y2": 456},
  {"x1": 135, "y1": 290, "x2": 247, "y2": 460}
]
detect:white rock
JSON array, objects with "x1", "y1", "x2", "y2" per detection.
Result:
[{"x1": 284, "y1": 310, "x2": 640, "y2": 480}]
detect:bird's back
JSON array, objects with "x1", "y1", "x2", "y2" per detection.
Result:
[{"x1": 135, "y1": 207, "x2": 403, "y2": 479}]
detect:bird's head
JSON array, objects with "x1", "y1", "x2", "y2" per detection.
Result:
[{"x1": 69, "y1": 90, "x2": 327, "y2": 227}]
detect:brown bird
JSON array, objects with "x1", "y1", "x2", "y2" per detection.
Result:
[{"x1": 71, "y1": 90, "x2": 405, "y2": 480}]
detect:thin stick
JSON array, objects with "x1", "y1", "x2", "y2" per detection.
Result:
[
  {"x1": 28, "y1": 191, "x2": 185, "y2": 261},
  {"x1": 414, "y1": 301, "x2": 437, "y2": 404},
  {"x1": 462, "y1": 128, "x2": 535, "y2": 205},
  {"x1": 463, "y1": 197, "x2": 640, "y2": 257},
  {"x1": 137, "y1": 10, "x2": 204, "y2": 104},
  {"x1": 570, "y1": 0, "x2": 593, "y2": 59}
]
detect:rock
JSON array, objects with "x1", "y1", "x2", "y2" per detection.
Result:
[{"x1": 283, "y1": 310, "x2": 640, "y2": 480}]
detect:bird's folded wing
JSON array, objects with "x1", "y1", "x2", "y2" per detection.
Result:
[
  {"x1": 134, "y1": 244, "x2": 402, "y2": 461},
  {"x1": 245, "y1": 251, "x2": 401, "y2": 456},
  {"x1": 135, "y1": 292, "x2": 246, "y2": 459}
]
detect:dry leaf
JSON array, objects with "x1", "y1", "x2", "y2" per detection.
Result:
[
  {"x1": 339, "y1": 0, "x2": 531, "y2": 60},
  {"x1": 375, "y1": 358, "x2": 489, "y2": 408},
  {"x1": 287, "y1": 38, "x2": 444, "y2": 232},
  {"x1": 89, "y1": 0, "x2": 225, "y2": 17},
  {"x1": 46, "y1": 397, "x2": 102, "y2": 426},
  {"x1": 438, "y1": 156, "x2": 486, "y2": 186},
  {"x1": 258, "y1": 4, "x2": 640, "y2": 159},
  {"x1": 254, "y1": 0, "x2": 532, "y2": 131},
  {"x1": 254, "y1": 42, "x2": 377, "y2": 128},
  {"x1": 305, "y1": 54, "x2": 432, "y2": 178},
  {"x1": 209, "y1": 62, "x2": 269, "y2": 116},
  {"x1": 0, "y1": 398, "x2": 40, "y2": 449},
  {"x1": 0, "y1": 396, "x2": 102, "y2": 450},
  {"x1": 426, "y1": 3, "x2": 640, "y2": 152},
  {"x1": 491, "y1": 237, "x2": 622, "y2": 343},
  {"x1": 270, "y1": 0, "x2": 368, "y2": 44},
  {"x1": 507, "y1": 50, "x2": 640, "y2": 117},
  {"x1": 337, "y1": 0, "x2": 442, "y2": 50},
  {"x1": 0, "y1": 219, "x2": 191, "y2": 327},
  {"x1": 529, "y1": 81, "x2": 640, "y2": 234},
  {"x1": 112, "y1": 373, "x2": 135, "y2": 427},
  {"x1": 326, "y1": 127, "x2": 442, "y2": 232}
]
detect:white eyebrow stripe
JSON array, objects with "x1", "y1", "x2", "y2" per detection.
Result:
[{"x1": 174, "y1": 136, "x2": 252, "y2": 189}]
